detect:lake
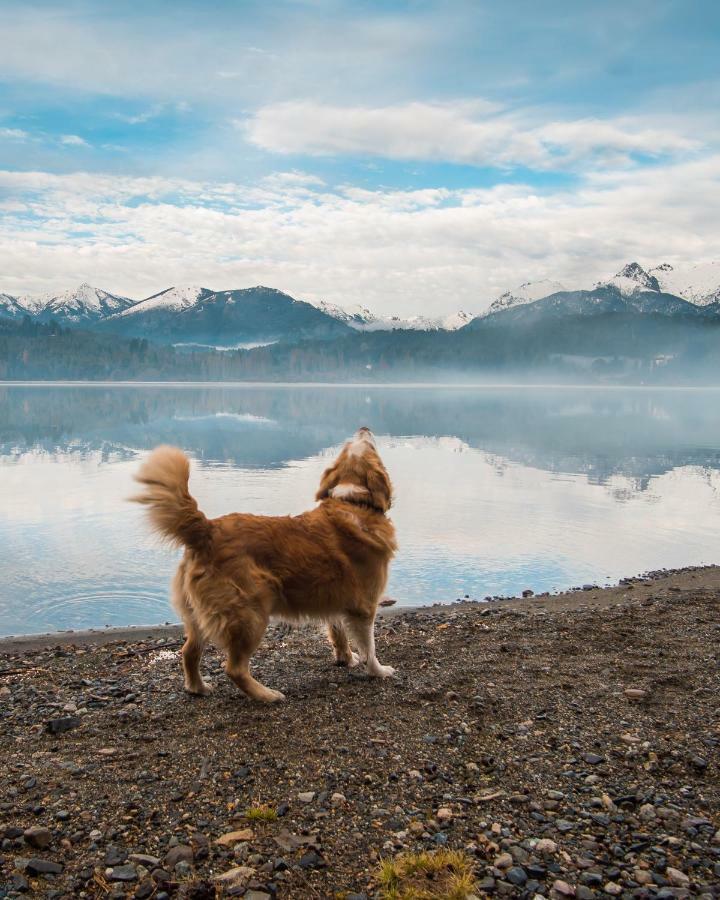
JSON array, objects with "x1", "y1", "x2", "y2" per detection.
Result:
[{"x1": 2, "y1": 382, "x2": 720, "y2": 637}]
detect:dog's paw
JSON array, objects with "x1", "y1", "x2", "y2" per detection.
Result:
[
  {"x1": 335, "y1": 651, "x2": 362, "y2": 668},
  {"x1": 369, "y1": 663, "x2": 396, "y2": 678},
  {"x1": 185, "y1": 679, "x2": 212, "y2": 696},
  {"x1": 256, "y1": 687, "x2": 286, "y2": 703}
]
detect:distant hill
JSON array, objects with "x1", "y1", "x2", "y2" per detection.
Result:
[{"x1": 104, "y1": 285, "x2": 353, "y2": 344}]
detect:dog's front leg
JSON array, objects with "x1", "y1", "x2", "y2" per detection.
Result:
[{"x1": 345, "y1": 613, "x2": 395, "y2": 678}]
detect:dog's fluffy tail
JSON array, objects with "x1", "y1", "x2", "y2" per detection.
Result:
[{"x1": 132, "y1": 446, "x2": 211, "y2": 555}]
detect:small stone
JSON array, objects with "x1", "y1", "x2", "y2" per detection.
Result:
[
  {"x1": 215, "y1": 829, "x2": 254, "y2": 846},
  {"x1": 330, "y1": 792, "x2": 347, "y2": 806},
  {"x1": 299, "y1": 850, "x2": 325, "y2": 868},
  {"x1": 109, "y1": 865, "x2": 138, "y2": 882},
  {"x1": 624, "y1": 688, "x2": 647, "y2": 700},
  {"x1": 245, "y1": 892, "x2": 272, "y2": 900},
  {"x1": 45, "y1": 716, "x2": 81, "y2": 735},
  {"x1": 26, "y1": 858, "x2": 64, "y2": 876},
  {"x1": 552, "y1": 880, "x2": 575, "y2": 896},
  {"x1": 436, "y1": 807, "x2": 453, "y2": 823},
  {"x1": 163, "y1": 844, "x2": 193, "y2": 869},
  {"x1": 583, "y1": 753, "x2": 604, "y2": 765},
  {"x1": 638, "y1": 803, "x2": 656, "y2": 821},
  {"x1": 495, "y1": 852, "x2": 513, "y2": 869},
  {"x1": 665, "y1": 867, "x2": 689, "y2": 887},
  {"x1": 129, "y1": 854, "x2": 160, "y2": 868},
  {"x1": 23, "y1": 826, "x2": 52, "y2": 850},
  {"x1": 535, "y1": 839, "x2": 558, "y2": 853},
  {"x1": 603, "y1": 882, "x2": 622, "y2": 895},
  {"x1": 633, "y1": 869, "x2": 653, "y2": 885},
  {"x1": 297, "y1": 792, "x2": 316, "y2": 804},
  {"x1": 214, "y1": 865, "x2": 255, "y2": 885},
  {"x1": 507, "y1": 867, "x2": 527, "y2": 886}
]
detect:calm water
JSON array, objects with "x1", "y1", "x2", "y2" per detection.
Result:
[{"x1": 2, "y1": 383, "x2": 720, "y2": 637}]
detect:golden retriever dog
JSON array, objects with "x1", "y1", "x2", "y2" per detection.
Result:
[{"x1": 132, "y1": 428, "x2": 397, "y2": 702}]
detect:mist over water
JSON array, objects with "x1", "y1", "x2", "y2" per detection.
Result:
[{"x1": 2, "y1": 382, "x2": 720, "y2": 637}]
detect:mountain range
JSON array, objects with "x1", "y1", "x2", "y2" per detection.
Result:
[{"x1": 1, "y1": 261, "x2": 718, "y2": 346}]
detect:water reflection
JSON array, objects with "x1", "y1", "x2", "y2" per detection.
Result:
[{"x1": 2, "y1": 384, "x2": 720, "y2": 636}]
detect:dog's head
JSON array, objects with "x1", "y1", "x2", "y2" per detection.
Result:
[{"x1": 316, "y1": 427, "x2": 393, "y2": 513}]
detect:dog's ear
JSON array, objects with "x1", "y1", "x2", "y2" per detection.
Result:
[
  {"x1": 367, "y1": 465, "x2": 392, "y2": 512},
  {"x1": 316, "y1": 462, "x2": 340, "y2": 501}
]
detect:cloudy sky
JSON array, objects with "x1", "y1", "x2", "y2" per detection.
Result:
[{"x1": 0, "y1": 0, "x2": 718, "y2": 315}]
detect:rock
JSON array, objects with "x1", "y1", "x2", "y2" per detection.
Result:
[
  {"x1": 522, "y1": 589, "x2": 534, "y2": 598},
  {"x1": 507, "y1": 867, "x2": 527, "y2": 885},
  {"x1": 330, "y1": 792, "x2": 347, "y2": 806},
  {"x1": 495, "y1": 852, "x2": 513, "y2": 869},
  {"x1": 552, "y1": 880, "x2": 576, "y2": 896},
  {"x1": 129, "y1": 854, "x2": 160, "y2": 868},
  {"x1": 633, "y1": 868, "x2": 653, "y2": 885},
  {"x1": 109, "y1": 864, "x2": 138, "y2": 882},
  {"x1": 215, "y1": 828, "x2": 254, "y2": 846},
  {"x1": 638, "y1": 803, "x2": 656, "y2": 821},
  {"x1": 535, "y1": 838, "x2": 558, "y2": 853},
  {"x1": 164, "y1": 844, "x2": 193, "y2": 869},
  {"x1": 26, "y1": 858, "x2": 64, "y2": 876},
  {"x1": 134, "y1": 880, "x2": 155, "y2": 900},
  {"x1": 624, "y1": 688, "x2": 647, "y2": 700},
  {"x1": 10, "y1": 873, "x2": 29, "y2": 893},
  {"x1": 214, "y1": 865, "x2": 255, "y2": 886},
  {"x1": 299, "y1": 850, "x2": 325, "y2": 869},
  {"x1": 665, "y1": 867, "x2": 690, "y2": 887},
  {"x1": 23, "y1": 826, "x2": 52, "y2": 850},
  {"x1": 436, "y1": 807, "x2": 453, "y2": 823},
  {"x1": 297, "y1": 792, "x2": 315, "y2": 804},
  {"x1": 245, "y1": 893, "x2": 272, "y2": 900},
  {"x1": 105, "y1": 846, "x2": 127, "y2": 866},
  {"x1": 603, "y1": 883, "x2": 622, "y2": 895},
  {"x1": 583, "y1": 753, "x2": 604, "y2": 765},
  {"x1": 45, "y1": 716, "x2": 81, "y2": 735}
]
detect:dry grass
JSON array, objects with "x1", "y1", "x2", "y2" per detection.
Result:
[{"x1": 378, "y1": 849, "x2": 478, "y2": 900}]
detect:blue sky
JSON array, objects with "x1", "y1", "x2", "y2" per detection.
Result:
[{"x1": 0, "y1": 0, "x2": 718, "y2": 314}]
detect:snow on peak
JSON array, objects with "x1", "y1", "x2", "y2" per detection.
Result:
[
  {"x1": 14, "y1": 284, "x2": 133, "y2": 320},
  {"x1": 117, "y1": 285, "x2": 213, "y2": 317},
  {"x1": 649, "y1": 260, "x2": 720, "y2": 306},
  {"x1": 601, "y1": 262, "x2": 661, "y2": 296},
  {"x1": 483, "y1": 279, "x2": 567, "y2": 317},
  {"x1": 315, "y1": 300, "x2": 472, "y2": 331}
]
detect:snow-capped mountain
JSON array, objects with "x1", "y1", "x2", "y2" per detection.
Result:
[
  {"x1": 0, "y1": 293, "x2": 31, "y2": 320},
  {"x1": 15, "y1": 283, "x2": 134, "y2": 323},
  {"x1": 482, "y1": 279, "x2": 568, "y2": 317},
  {"x1": 649, "y1": 261, "x2": 720, "y2": 306},
  {"x1": 315, "y1": 300, "x2": 473, "y2": 332},
  {"x1": 114, "y1": 285, "x2": 215, "y2": 318},
  {"x1": 597, "y1": 262, "x2": 663, "y2": 296}
]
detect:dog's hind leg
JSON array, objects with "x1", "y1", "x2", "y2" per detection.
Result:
[
  {"x1": 172, "y1": 571, "x2": 211, "y2": 696},
  {"x1": 225, "y1": 604, "x2": 285, "y2": 703},
  {"x1": 345, "y1": 612, "x2": 396, "y2": 678},
  {"x1": 327, "y1": 621, "x2": 360, "y2": 668}
]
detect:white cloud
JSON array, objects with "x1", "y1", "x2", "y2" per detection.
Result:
[
  {"x1": 0, "y1": 157, "x2": 717, "y2": 315},
  {"x1": 0, "y1": 127, "x2": 28, "y2": 140},
  {"x1": 242, "y1": 100, "x2": 702, "y2": 170},
  {"x1": 60, "y1": 134, "x2": 90, "y2": 147}
]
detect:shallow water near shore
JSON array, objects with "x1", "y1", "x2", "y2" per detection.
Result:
[{"x1": 2, "y1": 382, "x2": 720, "y2": 637}]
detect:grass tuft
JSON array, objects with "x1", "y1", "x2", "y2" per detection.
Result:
[
  {"x1": 378, "y1": 848, "x2": 477, "y2": 899},
  {"x1": 244, "y1": 803, "x2": 278, "y2": 822}
]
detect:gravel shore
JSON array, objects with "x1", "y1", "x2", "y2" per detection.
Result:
[{"x1": 1, "y1": 567, "x2": 718, "y2": 898}]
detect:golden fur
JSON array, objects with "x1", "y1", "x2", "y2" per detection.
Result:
[{"x1": 132, "y1": 428, "x2": 397, "y2": 701}]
